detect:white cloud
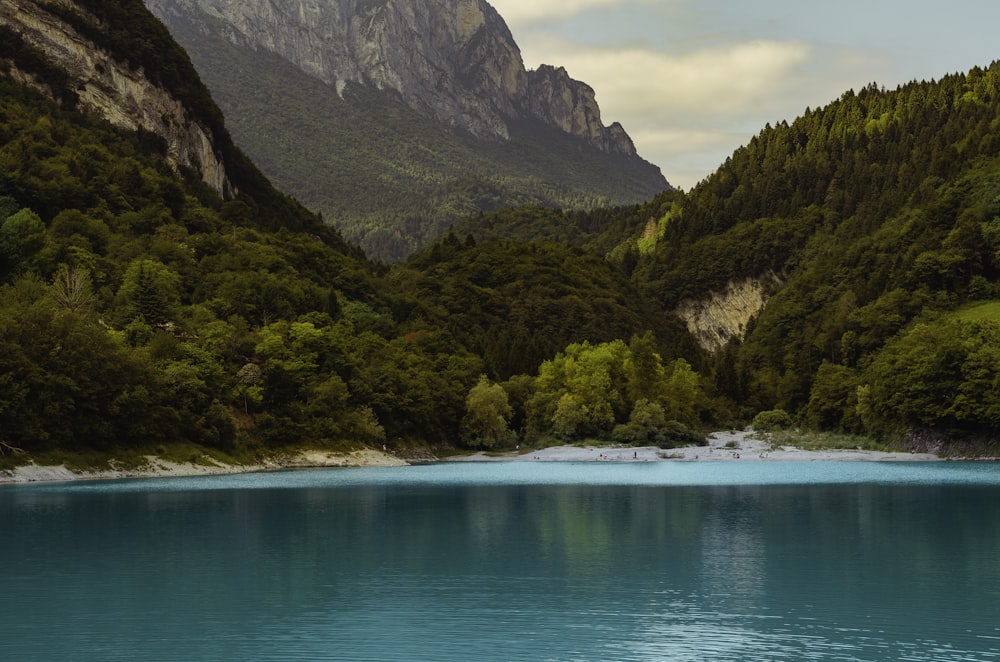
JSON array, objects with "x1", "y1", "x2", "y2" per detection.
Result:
[
  {"x1": 510, "y1": 33, "x2": 871, "y2": 188},
  {"x1": 628, "y1": 128, "x2": 749, "y2": 190},
  {"x1": 520, "y1": 38, "x2": 811, "y2": 120},
  {"x1": 488, "y1": 0, "x2": 624, "y2": 27},
  {"x1": 488, "y1": 1, "x2": 896, "y2": 187}
]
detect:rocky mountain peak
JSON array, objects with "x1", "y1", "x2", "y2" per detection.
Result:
[{"x1": 146, "y1": 0, "x2": 643, "y2": 157}]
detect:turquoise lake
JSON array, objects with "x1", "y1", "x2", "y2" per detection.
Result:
[{"x1": 3, "y1": 461, "x2": 1000, "y2": 661}]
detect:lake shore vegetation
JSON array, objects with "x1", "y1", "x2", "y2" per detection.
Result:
[{"x1": 3, "y1": 19, "x2": 1000, "y2": 469}]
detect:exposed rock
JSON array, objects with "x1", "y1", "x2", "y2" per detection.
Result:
[
  {"x1": 0, "y1": 0, "x2": 232, "y2": 195},
  {"x1": 675, "y1": 273, "x2": 782, "y2": 352},
  {"x1": 145, "y1": 0, "x2": 641, "y2": 156},
  {"x1": 525, "y1": 65, "x2": 636, "y2": 155}
]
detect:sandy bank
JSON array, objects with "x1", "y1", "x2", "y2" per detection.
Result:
[{"x1": 0, "y1": 448, "x2": 408, "y2": 484}]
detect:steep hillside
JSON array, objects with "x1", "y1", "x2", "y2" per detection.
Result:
[
  {"x1": 144, "y1": 0, "x2": 669, "y2": 261},
  {"x1": 636, "y1": 66, "x2": 1000, "y2": 445}
]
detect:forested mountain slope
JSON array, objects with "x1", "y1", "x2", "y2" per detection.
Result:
[
  {"x1": 144, "y1": 0, "x2": 668, "y2": 261},
  {"x1": 635, "y1": 66, "x2": 1000, "y2": 447},
  {"x1": 0, "y1": 0, "x2": 698, "y2": 464},
  {"x1": 4, "y1": 0, "x2": 1000, "y2": 463}
]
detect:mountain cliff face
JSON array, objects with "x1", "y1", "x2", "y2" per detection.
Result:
[
  {"x1": 145, "y1": 0, "x2": 638, "y2": 156},
  {"x1": 0, "y1": 0, "x2": 233, "y2": 196}
]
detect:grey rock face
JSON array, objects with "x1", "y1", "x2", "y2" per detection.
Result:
[
  {"x1": 146, "y1": 0, "x2": 639, "y2": 156},
  {"x1": 0, "y1": 0, "x2": 232, "y2": 195}
]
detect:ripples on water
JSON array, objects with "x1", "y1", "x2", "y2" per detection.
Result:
[{"x1": 2, "y1": 461, "x2": 999, "y2": 661}]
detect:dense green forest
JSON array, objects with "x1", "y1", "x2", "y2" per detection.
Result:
[
  {"x1": 3, "y1": 0, "x2": 1000, "y2": 466},
  {"x1": 0, "y1": 71, "x2": 707, "y2": 465},
  {"x1": 633, "y1": 67, "x2": 1000, "y2": 448}
]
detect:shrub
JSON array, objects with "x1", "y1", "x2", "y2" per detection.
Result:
[{"x1": 752, "y1": 408, "x2": 794, "y2": 432}]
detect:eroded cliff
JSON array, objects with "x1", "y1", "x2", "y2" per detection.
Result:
[
  {"x1": 0, "y1": 0, "x2": 232, "y2": 195},
  {"x1": 675, "y1": 273, "x2": 782, "y2": 353}
]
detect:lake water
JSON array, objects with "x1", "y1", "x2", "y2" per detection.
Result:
[{"x1": 2, "y1": 461, "x2": 1000, "y2": 661}]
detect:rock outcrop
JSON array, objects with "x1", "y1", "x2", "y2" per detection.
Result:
[
  {"x1": 145, "y1": 0, "x2": 640, "y2": 156},
  {"x1": 675, "y1": 274, "x2": 782, "y2": 352},
  {"x1": 0, "y1": 0, "x2": 233, "y2": 195}
]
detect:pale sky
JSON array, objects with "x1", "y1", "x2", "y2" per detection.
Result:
[{"x1": 489, "y1": 0, "x2": 1000, "y2": 189}]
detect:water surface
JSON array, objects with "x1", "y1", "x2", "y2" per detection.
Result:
[{"x1": 2, "y1": 461, "x2": 999, "y2": 661}]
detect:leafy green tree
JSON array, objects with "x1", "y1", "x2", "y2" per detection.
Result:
[
  {"x1": 118, "y1": 258, "x2": 182, "y2": 324},
  {"x1": 235, "y1": 362, "x2": 264, "y2": 414},
  {"x1": 861, "y1": 319, "x2": 1000, "y2": 435},
  {"x1": 529, "y1": 340, "x2": 627, "y2": 440},
  {"x1": 625, "y1": 332, "x2": 666, "y2": 404},
  {"x1": 664, "y1": 358, "x2": 702, "y2": 426},
  {"x1": 550, "y1": 393, "x2": 587, "y2": 439},
  {"x1": 0, "y1": 208, "x2": 47, "y2": 276},
  {"x1": 460, "y1": 375, "x2": 514, "y2": 449},
  {"x1": 805, "y1": 362, "x2": 861, "y2": 431},
  {"x1": 0, "y1": 278, "x2": 171, "y2": 451},
  {"x1": 752, "y1": 409, "x2": 794, "y2": 432},
  {"x1": 612, "y1": 398, "x2": 667, "y2": 445}
]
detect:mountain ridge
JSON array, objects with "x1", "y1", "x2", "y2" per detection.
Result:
[
  {"x1": 146, "y1": 0, "x2": 643, "y2": 156},
  {"x1": 143, "y1": 0, "x2": 669, "y2": 260}
]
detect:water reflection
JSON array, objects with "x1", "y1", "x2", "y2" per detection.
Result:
[{"x1": 2, "y1": 469, "x2": 1000, "y2": 661}]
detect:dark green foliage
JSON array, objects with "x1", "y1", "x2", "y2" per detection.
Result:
[
  {"x1": 0, "y1": 56, "x2": 387, "y2": 453},
  {"x1": 0, "y1": 279, "x2": 170, "y2": 451},
  {"x1": 448, "y1": 190, "x2": 682, "y2": 260},
  {"x1": 0, "y1": 25, "x2": 77, "y2": 106},
  {"x1": 859, "y1": 318, "x2": 1000, "y2": 436},
  {"x1": 647, "y1": 63, "x2": 1000, "y2": 443},
  {"x1": 399, "y1": 237, "x2": 697, "y2": 380}
]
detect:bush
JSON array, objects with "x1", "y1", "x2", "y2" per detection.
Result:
[
  {"x1": 752, "y1": 408, "x2": 794, "y2": 432},
  {"x1": 657, "y1": 420, "x2": 707, "y2": 448}
]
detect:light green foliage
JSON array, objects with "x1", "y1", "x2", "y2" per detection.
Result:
[
  {"x1": 529, "y1": 339, "x2": 708, "y2": 442},
  {"x1": 752, "y1": 409, "x2": 794, "y2": 433},
  {"x1": 664, "y1": 358, "x2": 702, "y2": 427},
  {"x1": 551, "y1": 393, "x2": 587, "y2": 439},
  {"x1": 118, "y1": 259, "x2": 182, "y2": 324},
  {"x1": 461, "y1": 375, "x2": 514, "y2": 449},
  {"x1": 530, "y1": 340, "x2": 629, "y2": 439}
]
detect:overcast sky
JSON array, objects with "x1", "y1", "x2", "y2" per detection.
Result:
[{"x1": 489, "y1": 0, "x2": 1000, "y2": 189}]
